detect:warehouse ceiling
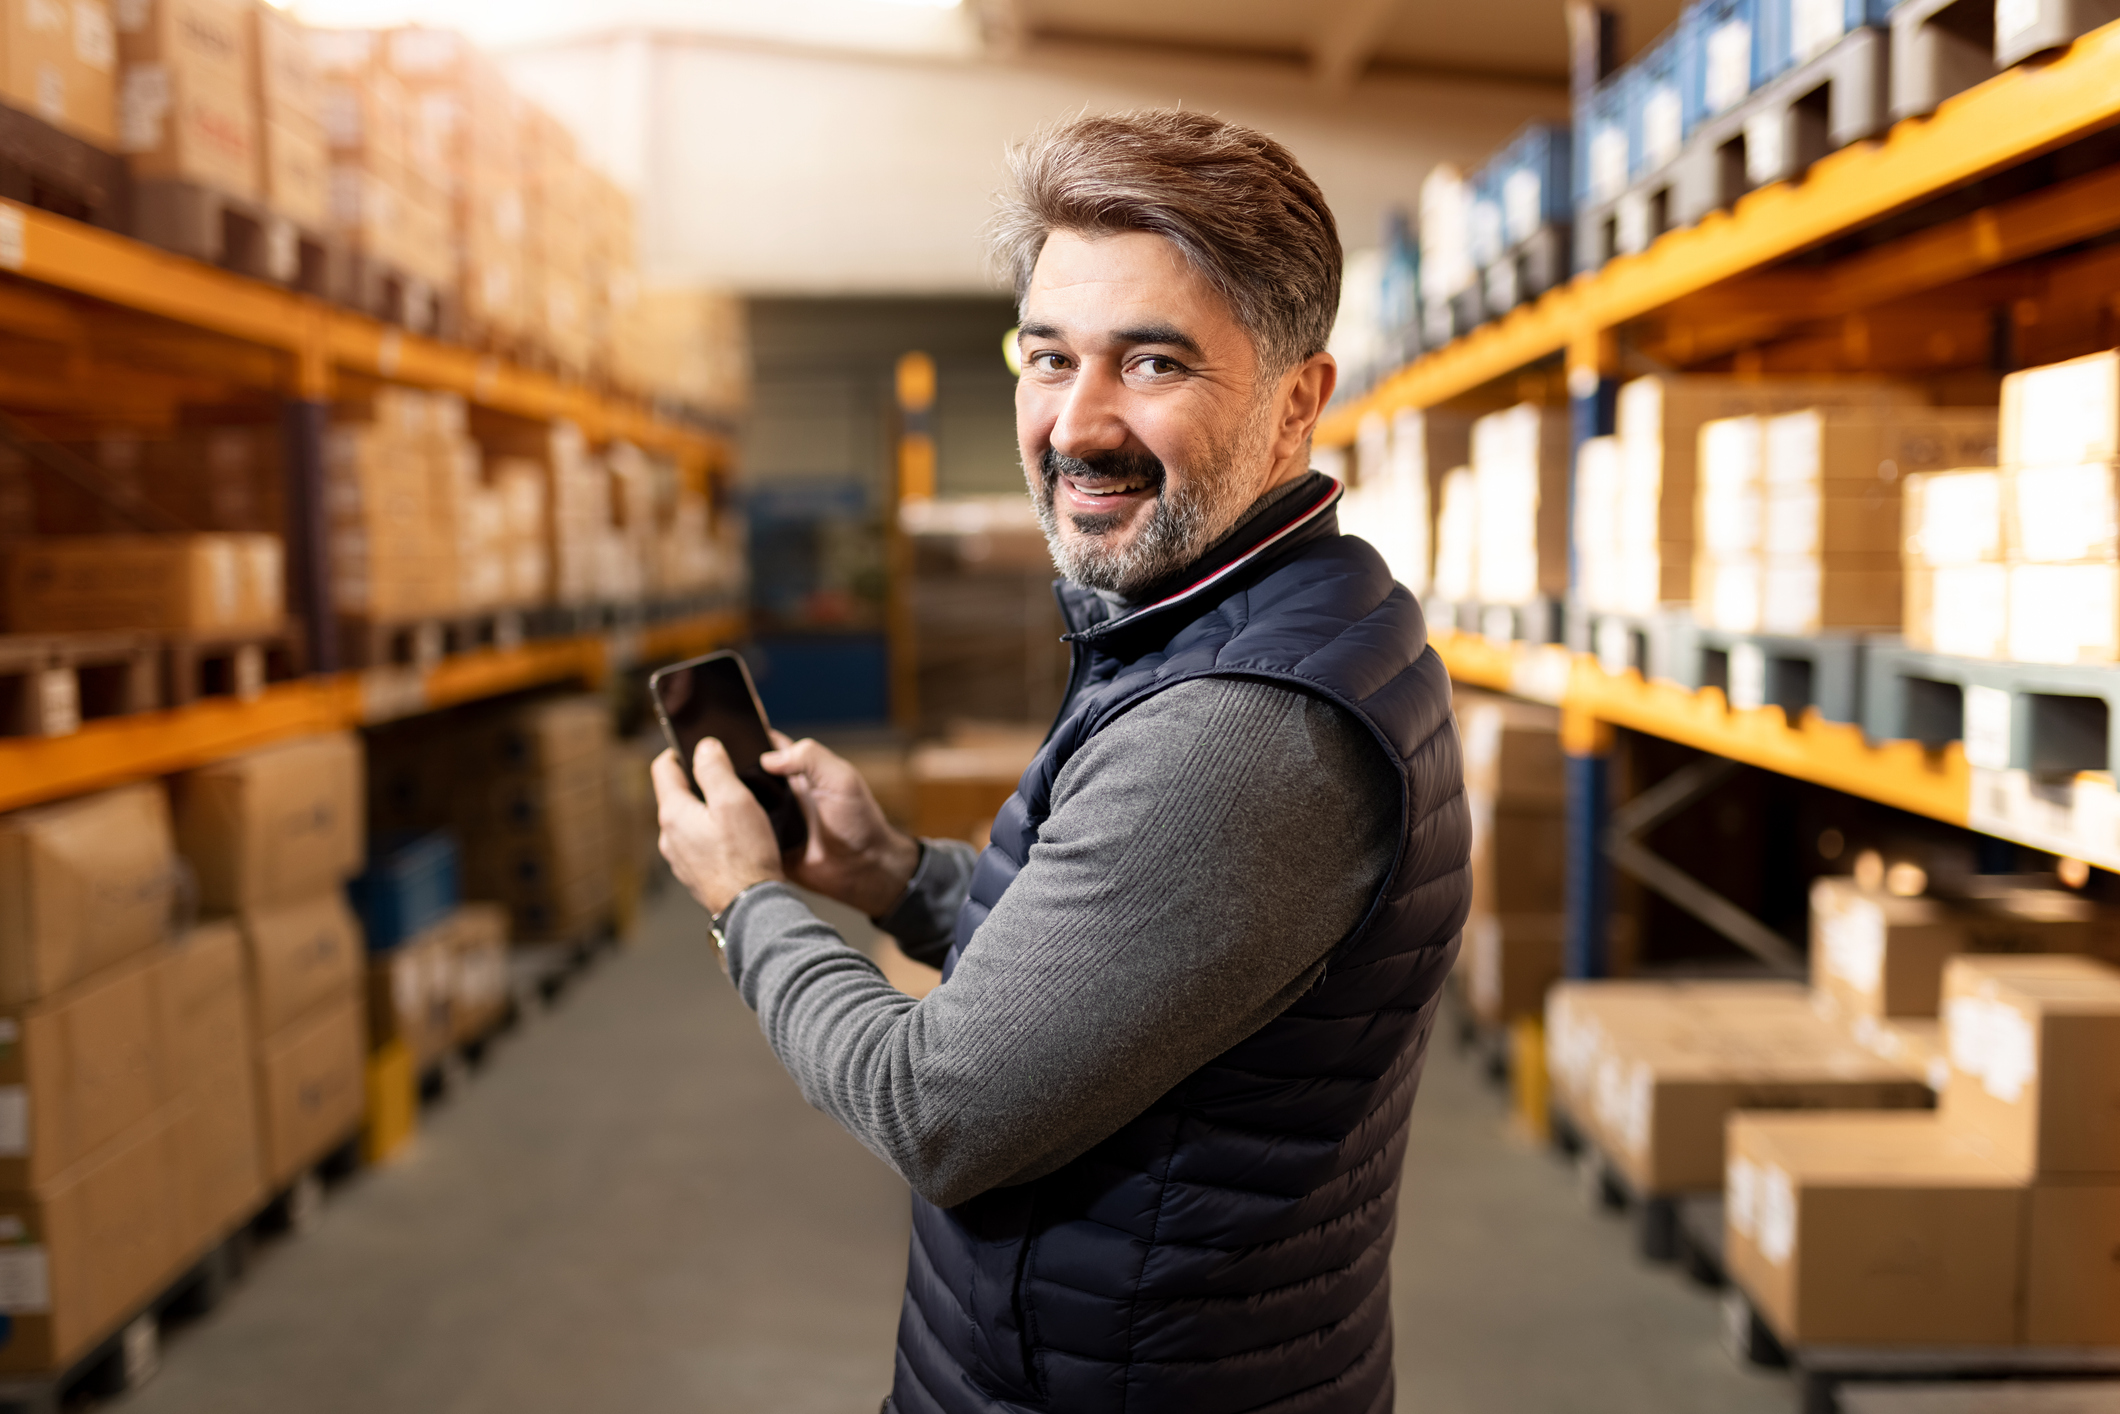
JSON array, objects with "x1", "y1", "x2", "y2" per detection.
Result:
[{"x1": 990, "y1": 0, "x2": 1688, "y2": 88}]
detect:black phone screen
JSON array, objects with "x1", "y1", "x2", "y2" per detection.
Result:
[{"x1": 648, "y1": 651, "x2": 809, "y2": 854}]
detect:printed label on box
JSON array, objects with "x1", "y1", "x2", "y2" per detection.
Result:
[
  {"x1": 1962, "y1": 686, "x2": 2012, "y2": 773},
  {"x1": 0, "y1": 1089, "x2": 27, "y2": 1158},
  {"x1": 0, "y1": 1249, "x2": 50, "y2": 1314},
  {"x1": 1822, "y1": 897, "x2": 1885, "y2": 995},
  {"x1": 1947, "y1": 993, "x2": 2037, "y2": 1103},
  {"x1": 1758, "y1": 1164, "x2": 1797, "y2": 1265}
]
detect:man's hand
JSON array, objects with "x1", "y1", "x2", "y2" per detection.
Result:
[
  {"x1": 762, "y1": 731, "x2": 921, "y2": 917},
  {"x1": 652, "y1": 739, "x2": 786, "y2": 916}
]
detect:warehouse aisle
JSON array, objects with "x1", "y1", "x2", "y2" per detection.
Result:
[{"x1": 121, "y1": 882, "x2": 1783, "y2": 1414}]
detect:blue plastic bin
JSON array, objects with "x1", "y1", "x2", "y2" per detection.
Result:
[
  {"x1": 1573, "y1": 72, "x2": 1635, "y2": 209},
  {"x1": 348, "y1": 831, "x2": 461, "y2": 951},
  {"x1": 1631, "y1": 30, "x2": 1690, "y2": 174},
  {"x1": 1491, "y1": 122, "x2": 1573, "y2": 247},
  {"x1": 1682, "y1": 0, "x2": 1765, "y2": 127},
  {"x1": 1755, "y1": 0, "x2": 1897, "y2": 75}
]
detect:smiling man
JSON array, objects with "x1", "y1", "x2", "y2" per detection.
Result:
[{"x1": 652, "y1": 110, "x2": 1470, "y2": 1414}]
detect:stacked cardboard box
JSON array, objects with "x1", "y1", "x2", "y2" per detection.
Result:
[
  {"x1": 1692, "y1": 408, "x2": 1998, "y2": 634},
  {"x1": 608, "y1": 288, "x2": 754, "y2": 416},
  {"x1": 250, "y1": 2, "x2": 328, "y2": 230},
  {"x1": 1336, "y1": 407, "x2": 1467, "y2": 597},
  {"x1": 1727, "y1": 955, "x2": 2120, "y2": 1347},
  {"x1": 1908, "y1": 348, "x2": 2120, "y2": 663},
  {"x1": 311, "y1": 30, "x2": 447, "y2": 295},
  {"x1": 368, "y1": 902, "x2": 511, "y2": 1068},
  {"x1": 327, "y1": 388, "x2": 493, "y2": 620},
  {"x1": 1430, "y1": 465, "x2": 1477, "y2": 604},
  {"x1": 0, "y1": 0, "x2": 116, "y2": 147},
  {"x1": 175, "y1": 733, "x2": 368, "y2": 1187},
  {"x1": 1458, "y1": 694, "x2": 1568, "y2": 1024},
  {"x1": 0, "y1": 783, "x2": 266, "y2": 1374},
  {"x1": 1811, "y1": 875, "x2": 2120, "y2": 1087},
  {"x1": 11, "y1": 425, "x2": 284, "y2": 538},
  {"x1": 2, "y1": 533, "x2": 282, "y2": 633},
  {"x1": 1589, "y1": 376, "x2": 1926, "y2": 615},
  {"x1": 522, "y1": 106, "x2": 591, "y2": 376},
  {"x1": 1544, "y1": 980, "x2": 1932, "y2": 1196},
  {"x1": 475, "y1": 417, "x2": 643, "y2": 605},
  {"x1": 584, "y1": 166, "x2": 639, "y2": 382},
  {"x1": 381, "y1": 27, "x2": 531, "y2": 346},
  {"x1": 117, "y1": 0, "x2": 257, "y2": 201},
  {"x1": 1468, "y1": 403, "x2": 1569, "y2": 608}
]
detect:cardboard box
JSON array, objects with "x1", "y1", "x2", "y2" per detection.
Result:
[
  {"x1": 2024, "y1": 1180, "x2": 2120, "y2": 1345},
  {"x1": 1546, "y1": 980, "x2": 1933, "y2": 1194},
  {"x1": 447, "y1": 903, "x2": 509, "y2": 1045},
  {"x1": 1901, "y1": 468, "x2": 2005, "y2": 567},
  {"x1": 0, "y1": 783, "x2": 172, "y2": 1008},
  {"x1": 2006, "y1": 461, "x2": 2120, "y2": 564},
  {"x1": 0, "y1": 948, "x2": 176, "y2": 1191},
  {"x1": 1844, "y1": 1014, "x2": 1950, "y2": 1090},
  {"x1": 250, "y1": 1, "x2": 319, "y2": 129},
  {"x1": 1761, "y1": 408, "x2": 1998, "y2": 490},
  {"x1": 318, "y1": 67, "x2": 404, "y2": 180},
  {"x1": 164, "y1": 922, "x2": 262, "y2": 1250},
  {"x1": 2006, "y1": 562, "x2": 2119, "y2": 665},
  {"x1": 1469, "y1": 803, "x2": 1566, "y2": 916},
  {"x1": 259, "y1": 115, "x2": 328, "y2": 228},
  {"x1": 239, "y1": 892, "x2": 361, "y2": 1038},
  {"x1": 365, "y1": 922, "x2": 452, "y2": 1070},
  {"x1": 1458, "y1": 695, "x2": 1565, "y2": 807},
  {"x1": 1469, "y1": 402, "x2": 1570, "y2": 605},
  {"x1": 0, "y1": 0, "x2": 117, "y2": 148},
  {"x1": 3, "y1": 533, "x2": 281, "y2": 633},
  {"x1": 2002, "y1": 349, "x2": 2120, "y2": 468},
  {"x1": 175, "y1": 732, "x2": 364, "y2": 912},
  {"x1": 1758, "y1": 556, "x2": 1900, "y2": 634},
  {"x1": 116, "y1": 0, "x2": 255, "y2": 195},
  {"x1": 1465, "y1": 912, "x2": 1564, "y2": 1025},
  {"x1": 1725, "y1": 1112, "x2": 2022, "y2": 1347},
  {"x1": 1940, "y1": 954, "x2": 2120, "y2": 1178},
  {"x1": 0, "y1": 1105, "x2": 187, "y2": 1375},
  {"x1": 1904, "y1": 563, "x2": 2008, "y2": 659},
  {"x1": 255, "y1": 992, "x2": 363, "y2": 1186},
  {"x1": 1811, "y1": 879, "x2": 1970, "y2": 1020}
]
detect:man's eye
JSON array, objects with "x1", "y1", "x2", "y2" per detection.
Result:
[
  {"x1": 1137, "y1": 357, "x2": 1183, "y2": 376},
  {"x1": 1030, "y1": 351, "x2": 1068, "y2": 372}
]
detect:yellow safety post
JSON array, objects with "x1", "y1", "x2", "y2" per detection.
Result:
[
  {"x1": 889, "y1": 351, "x2": 937, "y2": 734},
  {"x1": 362, "y1": 1039, "x2": 418, "y2": 1165},
  {"x1": 1509, "y1": 1016, "x2": 1550, "y2": 1144}
]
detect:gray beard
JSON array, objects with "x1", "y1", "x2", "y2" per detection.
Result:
[{"x1": 1032, "y1": 446, "x2": 1214, "y2": 597}]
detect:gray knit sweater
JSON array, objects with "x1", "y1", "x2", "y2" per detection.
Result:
[{"x1": 721, "y1": 676, "x2": 1397, "y2": 1208}]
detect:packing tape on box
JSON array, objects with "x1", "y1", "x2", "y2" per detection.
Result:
[{"x1": 1946, "y1": 992, "x2": 2038, "y2": 1103}]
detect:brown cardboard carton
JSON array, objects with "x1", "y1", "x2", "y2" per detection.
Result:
[
  {"x1": 1761, "y1": 408, "x2": 1998, "y2": 491},
  {"x1": 164, "y1": 922, "x2": 262, "y2": 1250},
  {"x1": 1844, "y1": 1015, "x2": 1950, "y2": 1091},
  {"x1": 1758, "y1": 557, "x2": 1901, "y2": 634},
  {"x1": 318, "y1": 66, "x2": 404, "y2": 180},
  {"x1": 2024, "y1": 1180, "x2": 2120, "y2": 1344},
  {"x1": 1810, "y1": 878, "x2": 1969, "y2": 1019},
  {"x1": 1902, "y1": 468, "x2": 2006, "y2": 568},
  {"x1": 115, "y1": 0, "x2": 255, "y2": 195},
  {"x1": 1465, "y1": 913, "x2": 1564, "y2": 1026},
  {"x1": 2001, "y1": 350, "x2": 2120, "y2": 469},
  {"x1": 1940, "y1": 954, "x2": 2120, "y2": 1178},
  {"x1": 1457, "y1": 695, "x2": 1566, "y2": 807},
  {"x1": 259, "y1": 115, "x2": 327, "y2": 228},
  {"x1": 174, "y1": 732, "x2": 364, "y2": 912},
  {"x1": 0, "y1": 948, "x2": 177, "y2": 1192},
  {"x1": 255, "y1": 992, "x2": 362, "y2": 1185},
  {"x1": 446, "y1": 903, "x2": 508, "y2": 1045},
  {"x1": 249, "y1": 0, "x2": 319, "y2": 129},
  {"x1": 1546, "y1": 980, "x2": 1932, "y2": 1193},
  {"x1": 239, "y1": 892, "x2": 361, "y2": 1038},
  {"x1": 1468, "y1": 402, "x2": 1571, "y2": 605},
  {"x1": 1725, "y1": 1113, "x2": 2022, "y2": 1347},
  {"x1": 2, "y1": 533, "x2": 281, "y2": 632},
  {"x1": 0, "y1": 1104, "x2": 187, "y2": 1374},
  {"x1": 1468, "y1": 804, "x2": 1566, "y2": 916},
  {"x1": 0, "y1": 0, "x2": 117, "y2": 148},
  {"x1": 0, "y1": 784, "x2": 172, "y2": 1008},
  {"x1": 365, "y1": 923, "x2": 451, "y2": 1070}
]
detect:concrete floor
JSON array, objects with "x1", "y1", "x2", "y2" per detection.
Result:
[{"x1": 121, "y1": 884, "x2": 1790, "y2": 1414}]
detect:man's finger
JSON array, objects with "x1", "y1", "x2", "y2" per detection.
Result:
[
  {"x1": 650, "y1": 750, "x2": 698, "y2": 821},
  {"x1": 692, "y1": 736, "x2": 746, "y2": 800},
  {"x1": 768, "y1": 729, "x2": 795, "y2": 750},
  {"x1": 761, "y1": 736, "x2": 817, "y2": 777}
]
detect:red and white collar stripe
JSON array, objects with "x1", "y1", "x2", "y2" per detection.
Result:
[{"x1": 1105, "y1": 478, "x2": 1343, "y2": 627}]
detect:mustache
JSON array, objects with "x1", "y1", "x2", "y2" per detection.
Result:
[{"x1": 1038, "y1": 447, "x2": 1167, "y2": 496}]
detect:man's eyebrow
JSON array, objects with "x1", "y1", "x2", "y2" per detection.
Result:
[
  {"x1": 1017, "y1": 321, "x2": 1062, "y2": 341},
  {"x1": 1114, "y1": 324, "x2": 1204, "y2": 358}
]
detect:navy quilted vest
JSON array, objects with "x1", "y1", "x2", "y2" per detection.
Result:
[{"x1": 890, "y1": 480, "x2": 1472, "y2": 1414}]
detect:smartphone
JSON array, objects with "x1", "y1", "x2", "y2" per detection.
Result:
[{"x1": 648, "y1": 650, "x2": 809, "y2": 854}]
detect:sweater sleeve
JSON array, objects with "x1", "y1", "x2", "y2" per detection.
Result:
[
  {"x1": 719, "y1": 676, "x2": 1399, "y2": 1208},
  {"x1": 871, "y1": 837, "x2": 980, "y2": 967}
]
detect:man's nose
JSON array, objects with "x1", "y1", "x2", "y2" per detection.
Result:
[{"x1": 1048, "y1": 363, "x2": 1131, "y2": 460}]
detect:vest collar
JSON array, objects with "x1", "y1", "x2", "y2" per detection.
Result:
[{"x1": 1055, "y1": 471, "x2": 1344, "y2": 642}]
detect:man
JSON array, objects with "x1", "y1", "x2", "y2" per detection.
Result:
[{"x1": 653, "y1": 109, "x2": 1469, "y2": 1414}]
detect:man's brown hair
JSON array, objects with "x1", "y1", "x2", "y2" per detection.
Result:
[{"x1": 989, "y1": 110, "x2": 1342, "y2": 376}]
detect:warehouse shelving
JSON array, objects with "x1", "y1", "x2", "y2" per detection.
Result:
[
  {"x1": 1318, "y1": 16, "x2": 2120, "y2": 444},
  {"x1": 0, "y1": 194, "x2": 743, "y2": 815}
]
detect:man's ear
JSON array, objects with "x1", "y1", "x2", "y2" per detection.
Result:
[{"x1": 1273, "y1": 353, "x2": 1338, "y2": 460}]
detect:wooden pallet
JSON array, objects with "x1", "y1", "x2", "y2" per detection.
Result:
[
  {"x1": 333, "y1": 252, "x2": 461, "y2": 341},
  {"x1": 0, "y1": 632, "x2": 158, "y2": 737},
  {"x1": 162, "y1": 625, "x2": 304, "y2": 708},
  {"x1": 337, "y1": 609, "x2": 532, "y2": 671},
  {"x1": 130, "y1": 179, "x2": 339, "y2": 298},
  {"x1": 0, "y1": 101, "x2": 126, "y2": 232}
]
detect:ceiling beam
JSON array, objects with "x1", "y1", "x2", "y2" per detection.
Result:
[{"x1": 1312, "y1": 0, "x2": 1405, "y2": 93}]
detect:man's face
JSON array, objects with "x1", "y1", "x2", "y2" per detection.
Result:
[{"x1": 1014, "y1": 230, "x2": 1281, "y2": 596}]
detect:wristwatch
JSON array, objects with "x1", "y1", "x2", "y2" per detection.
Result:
[{"x1": 711, "y1": 880, "x2": 775, "y2": 951}]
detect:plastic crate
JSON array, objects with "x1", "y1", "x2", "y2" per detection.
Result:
[
  {"x1": 1492, "y1": 122, "x2": 1572, "y2": 247},
  {"x1": 1757, "y1": 0, "x2": 1897, "y2": 74},
  {"x1": 348, "y1": 831, "x2": 461, "y2": 952},
  {"x1": 1574, "y1": 72, "x2": 1635, "y2": 209},
  {"x1": 1467, "y1": 164, "x2": 1506, "y2": 272},
  {"x1": 1682, "y1": 0, "x2": 1765, "y2": 127}
]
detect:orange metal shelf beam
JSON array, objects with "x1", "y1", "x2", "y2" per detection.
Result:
[
  {"x1": 1317, "y1": 18, "x2": 2120, "y2": 446},
  {"x1": 0, "y1": 610, "x2": 744, "y2": 812}
]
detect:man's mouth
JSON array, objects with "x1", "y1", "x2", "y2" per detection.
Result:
[
  {"x1": 1062, "y1": 473, "x2": 1153, "y2": 501},
  {"x1": 1041, "y1": 448, "x2": 1165, "y2": 519}
]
